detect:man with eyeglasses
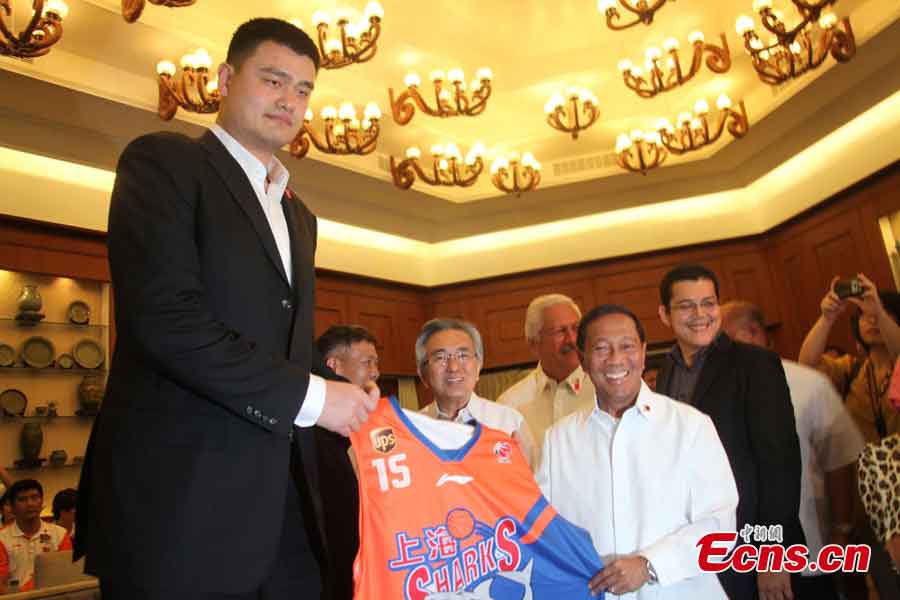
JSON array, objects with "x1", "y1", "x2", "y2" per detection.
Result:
[
  {"x1": 419, "y1": 318, "x2": 537, "y2": 468},
  {"x1": 498, "y1": 294, "x2": 595, "y2": 466},
  {"x1": 656, "y1": 264, "x2": 804, "y2": 600}
]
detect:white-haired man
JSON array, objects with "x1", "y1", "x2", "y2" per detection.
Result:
[
  {"x1": 419, "y1": 318, "x2": 537, "y2": 468},
  {"x1": 498, "y1": 294, "x2": 595, "y2": 464}
]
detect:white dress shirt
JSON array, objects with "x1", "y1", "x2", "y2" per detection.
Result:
[
  {"x1": 782, "y1": 360, "x2": 866, "y2": 576},
  {"x1": 497, "y1": 364, "x2": 595, "y2": 466},
  {"x1": 210, "y1": 124, "x2": 325, "y2": 427},
  {"x1": 421, "y1": 392, "x2": 538, "y2": 469},
  {"x1": 537, "y1": 382, "x2": 738, "y2": 600}
]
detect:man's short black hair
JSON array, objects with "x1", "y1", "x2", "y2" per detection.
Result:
[
  {"x1": 577, "y1": 304, "x2": 647, "y2": 351},
  {"x1": 850, "y1": 290, "x2": 900, "y2": 352},
  {"x1": 316, "y1": 325, "x2": 377, "y2": 360},
  {"x1": 659, "y1": 263, "x2": 720, "y2": 309},
  {"x1": 52, "y1": 488, "x2": 77, "y2": 521},
  {"x1": 0, "y1": 490, "x2": 10, "y2": 507},
  {"x1": 8, "y1": 479, "x2": 42, "y2": 503},
  {"x1": 227, "y1": 18, "x2": 321, "y2": 72}
]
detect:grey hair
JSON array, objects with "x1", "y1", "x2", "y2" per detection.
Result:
[
  {"x1": 524, "y1": 294, "x2": 581, "y2": 342},
  {"x1": 415, "y1": 318, "x2": 484, "y2": 367}
]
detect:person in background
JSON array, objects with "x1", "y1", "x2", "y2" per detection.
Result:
[
  {"x1": 538, "y1": 304, "x2": 738, "y2": 599},
  {"x1": 419, "y1": 318, "x2": 537, "y2": 468},
  {"x1": 655, "y1": 264, "x2": 803, "y2": 600},
  {"x1": 51, "y1": 489, "x2": 77, "y2": 537},
  {"x1": 722, "y1": 301, "x2": 865, "y2": 600},
  {"x1": 0, "y1": 493, "x2": 12, "y2": 530},
  {"x1": 641, "y1": 366, "x2": 660, "y2": 391},
  {"x1": 0, "y1": 480, "x2": 72, "y2": 593},
  {"x1": 498, "y1": 294, "x2": 595, "y2": 466},
  {"x1": 314, "y1": 325, "x2": 380, "y2": 600}
]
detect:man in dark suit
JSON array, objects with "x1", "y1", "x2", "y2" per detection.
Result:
[
  {"x1": 75, "y1": 19, "x2": 377, "y2": 600},
  {"x1": 656, "y1": 264, "x2": 803, "y2": 600}
]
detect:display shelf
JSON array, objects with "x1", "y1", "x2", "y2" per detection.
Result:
[
  {"x1": 7, "y1": 462, "x2": 84, "y2": 472},
  {"x1": 0, "y1": 317, "x2": 108, "y2": 330},
  {"x1": 0, "y1": 415, "x2": 97, "y2": 422},
  {"x1": 0, "y1": 365, "x2": 106, "y2": 375}
]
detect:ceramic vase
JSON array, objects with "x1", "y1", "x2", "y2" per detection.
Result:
[
  {"x1": 20, "y1": 422, "x2": 43, "y2": 462},
  {"x1": 16, "y1": 285, "x2": 42, "y2": 312},
  {"x1": 49, "y1": 449, "x2": 67, "y2": 467},
  {"x1": 78, "y1": 375, "x2": 105, "y2": 414}
]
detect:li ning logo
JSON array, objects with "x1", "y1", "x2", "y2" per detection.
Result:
[{"x1": 371, "y1": 427, "x2": 397, "y2": 454}]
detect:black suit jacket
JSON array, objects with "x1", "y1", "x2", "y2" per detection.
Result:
[
  {"x1": 75, "y1": 131, "x2": 321, "y2": 592},
  {"x1": 658, "y1": 334, "x2": 804, "y2": 600}
]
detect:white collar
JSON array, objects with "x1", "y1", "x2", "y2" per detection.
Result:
[{"x1": 210, "y1": 124, "x2": 289, "y2": 193}]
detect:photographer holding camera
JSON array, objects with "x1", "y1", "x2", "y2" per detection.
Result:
[{"x1": 798, "y1": 273, "x2": 900, "y2": 599}]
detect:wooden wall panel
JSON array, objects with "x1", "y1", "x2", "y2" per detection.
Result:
[
  {"x1": 717, "y1": 251, "x2": 781, "y2": 326},
  {"x1": 595, "y1": 266, "x2": 672, "y2": 344},
  {"x1": 313, "y1": 289, "x2": 349, "y2": 340}
]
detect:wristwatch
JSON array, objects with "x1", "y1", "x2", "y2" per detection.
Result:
[{"x1": 643, "y1": 556, "x2": 659, "y2": 584}]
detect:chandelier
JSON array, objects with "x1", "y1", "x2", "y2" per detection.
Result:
[
  {"x1": 618, "y1": 32, "x2": 731, "y2": 99},
  {"x1": 390, "y1": 143, "x2": 485, "y2": 190},
  {"x1": 615, "y1": 95, "x2": 749, "y2": 174},
  {"x1": 156, "y1": 49, "x2": 219, "y2": 120},
  {"x1": 491, "y1": 152, "x2": 541, "y2": 195},
  {"x1": 389, "y1": 68, "x2": 493, "y2": 125},
  {"x1": 544, "y1": 87, "x2": 600, "y2": 140},
  {"x1": 0, "y1": 0, "x2": 68, "y2": 58},
  {"x1": 597, "y1": 0, "x2": 674, "y2": 31},
  {"x1": 121, "y1": 0, "x2": 194, "y2": 24},
  {"x1": 312, "y1": 1, "x2": 383, "y2": 70},
  {"x1": 290, "y1": 102, "x2": 381, "y2": 159},
  {"x1": 736, "y1": 0, "x2": 854, "y2": 85}
]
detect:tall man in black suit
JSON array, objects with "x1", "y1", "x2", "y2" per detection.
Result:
[
  {"x1": 656, "y1": 264, "x2": 803, "y2": 600},
  {"x1": 75, "y1": 19, "x2": 377, "y2": 600}
]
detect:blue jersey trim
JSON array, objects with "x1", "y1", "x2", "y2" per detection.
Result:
[
  {"x1": 521, "y1": 496, "x2": 549, "y2": 533},
  {"x1": 388, "y1": 395, "x2": 483, "y2": 462}
]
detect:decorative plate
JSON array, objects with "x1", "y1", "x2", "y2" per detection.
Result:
[
  {"x1": 73, "y1": 339, "x2": 104, "y2": 369},
  {"x1": 0, "y1": 343, "x2": 14, "y2": 367},
  {"x1": 57, "y1": 353, "x2": 75, "y2": 369},
  {"x1": 0, "y1": 388, "x2": 26, "y2": 416},
  {"x1": 21, "y1": 336, "x2": 55, "y2": 369},
  {"x1": 67, "y1": 300, "x2": 91, "y2": 325}
]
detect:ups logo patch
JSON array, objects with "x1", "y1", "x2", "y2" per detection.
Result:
[{"x1": 370, "y1": 427, "x2": 397, "y2": 454}]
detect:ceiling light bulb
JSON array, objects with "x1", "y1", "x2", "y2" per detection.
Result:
[
  {"x1": 566, "y1": 86, "x2": 582, "y2": 99},
  {"x1": 365, "y1": 1, "x2": 385, "y2": 20},
  {"x1": 438, "y1": 158, "x2": 449, "y2": 171},
  {"x1": 690, "y1": 118, "x2": 703, "y2": 130},
  {"x1": 193, "y1": 48, "x2": 212, "y2": 70},
  {"x1": 156, "y1": 60, "x2": 176, "y2": 76},
  {"x1": 304, "y1": 109, "x2": 313, "y2": 122},
  {"x1": 656, "y1": 118, "x2": 674, "y2": 132},
  {"x1": 630, "y1": 66, "x2": 644, "y2": 78},
  {"x1": 789, "y1": 41, "x2": 802, "y2": 54},
  {"x1": 348, "y1": 118, "x2": 360, "y2": 130},
  {"x1": 521, "y1": 152, "x2": 537, "y2": 168},
  {"x1": 749, "y1": 37, "x2": 764, "y2": 50},
  {"x1": 752, "y1": 0, "x2": 773, "y2": 12},
  {"x1": 688, "y1": 31, "x2": 705, "y2": 45},
  {"x1": 325, "y1": 39, "x2": 342, "y2": 55},
  {"x1": 544, "y1": 93, "x2": 565, "y2": 114},
  {"x1": 334, "y1": 7, "x2": 352, "y2": 23},
  {"x1": 630, "y1": 129, "x2": 644, "y2": 141},
  {"x1": 312, "y1": 10, "x2": 331, "y2": 27},
  {"x1": 430, "y1": 70, "x2": 445, "y2": 82},
  {"x1": 716, "y1": 94, "x2": 732, "y2": 110},
  {"x1": 617, "y1": 59, "x2": 633, "y2": 73},
  {"x1": 338, "y1": 102, "x2": 356, "y2": 121},
  {"x1": 344, "y1": 22, "x2": 361, "y2": 39},
  {"x1": 438, "y1": 89, "x2": 451, "y2": 102},
  {"x1": 430, "y1": 144, "x2": 444, "y2": 156},
  {"x1": 361, "y1": 118, "x2": 372, "y2": 130},
  {"x1": 363, "y1": 102, "x2": 381, "y2": 120},
  {"x1": 180, "y1": 53, "x2": 197, "y2": 69},
  {"x1": 205, "y1": 80, "x2": 218, "y2": 94},
  {"x1": 759, "y1": 49, "x2": 770, "y2": 60},
  {"x1": 645, "y1": 46, "x2": 662, "y2": 61},
  {"x1": 644, "y1": 131, "x2": 662, "y2": 146},
  {"x1": 469, "y1": 142, "x2": 486, "y2": 157},
  {"x1": 693, "y1": 99, "x2": 710, "y2": 115},
  {"x1": 677, "y1": 111, "x2": 692, "y2": 125},
  {"x1": 404, "y1": 73, "x2": 421, "y2": 87},
  {"x1": 577, "y1": 88, "x2": 594, "y2": 103},
  {"x1": 476, "y1": 67, "x2": 493, "y2": 81},
  {"x1": 666, "y1": 57, "x2": 676, "y2": 70},
  {"x1": 43, "y1": 0, "x2": 68, "y2": 19},
  {"x1": 406, "y1": 147, "x2": 421, "y2": 159},
  {"x1": 615, "y1": 134, "x2": 633, "y2": 154},
  {"x1": 663, "y1": 37, "x2": 680, "y2": 52},
  {"x1": 333, "y1": 123, "x2": 346, "y2": 137},
  {"x1": 321, "y1": 106, "x2": 338, "y2": 120},
  {"x1": 490, "y1": 157, "x2": 508, "y2": 174},
  {"x1": 598, "y1": 0, "x2": 617, "y2": 12},
  {"x1": 445, "y1": 143, "x2": 462, "y2": 160},
  {"x1": 736, "y1": 15, "x2": 755, "y2": 35},
  {"x1": 469, "y1": 80, "x2": 481, "y2": 91},
  {"x1": 447, "y1": 68, "x2": 465, "y2": 84},
  {"x1": 819, "y1": 12, "x2": 838, "y2": 29}
]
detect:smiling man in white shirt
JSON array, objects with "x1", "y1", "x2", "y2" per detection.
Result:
[
  {"x1": 537, "y1": 304, "x2": 738, "y2": 599},
  {"x1": 419, "y1": 318, "x2": 537, "y2": 468}
]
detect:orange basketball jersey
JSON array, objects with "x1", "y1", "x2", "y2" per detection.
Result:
[{"x1": 350, "y1": 396, "x2": 602, "y2": 600}]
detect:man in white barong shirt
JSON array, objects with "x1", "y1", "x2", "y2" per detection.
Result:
[{"x1": 537, "y1": 304, "x2": 739, "y2": 599}]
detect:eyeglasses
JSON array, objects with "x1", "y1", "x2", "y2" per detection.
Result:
[
  {"x1": 670, "y1": 299, "x2": 719, "y2": 314},
  {"x1": 424, "y1": 350, "x2": 476, "y2": 367}
]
